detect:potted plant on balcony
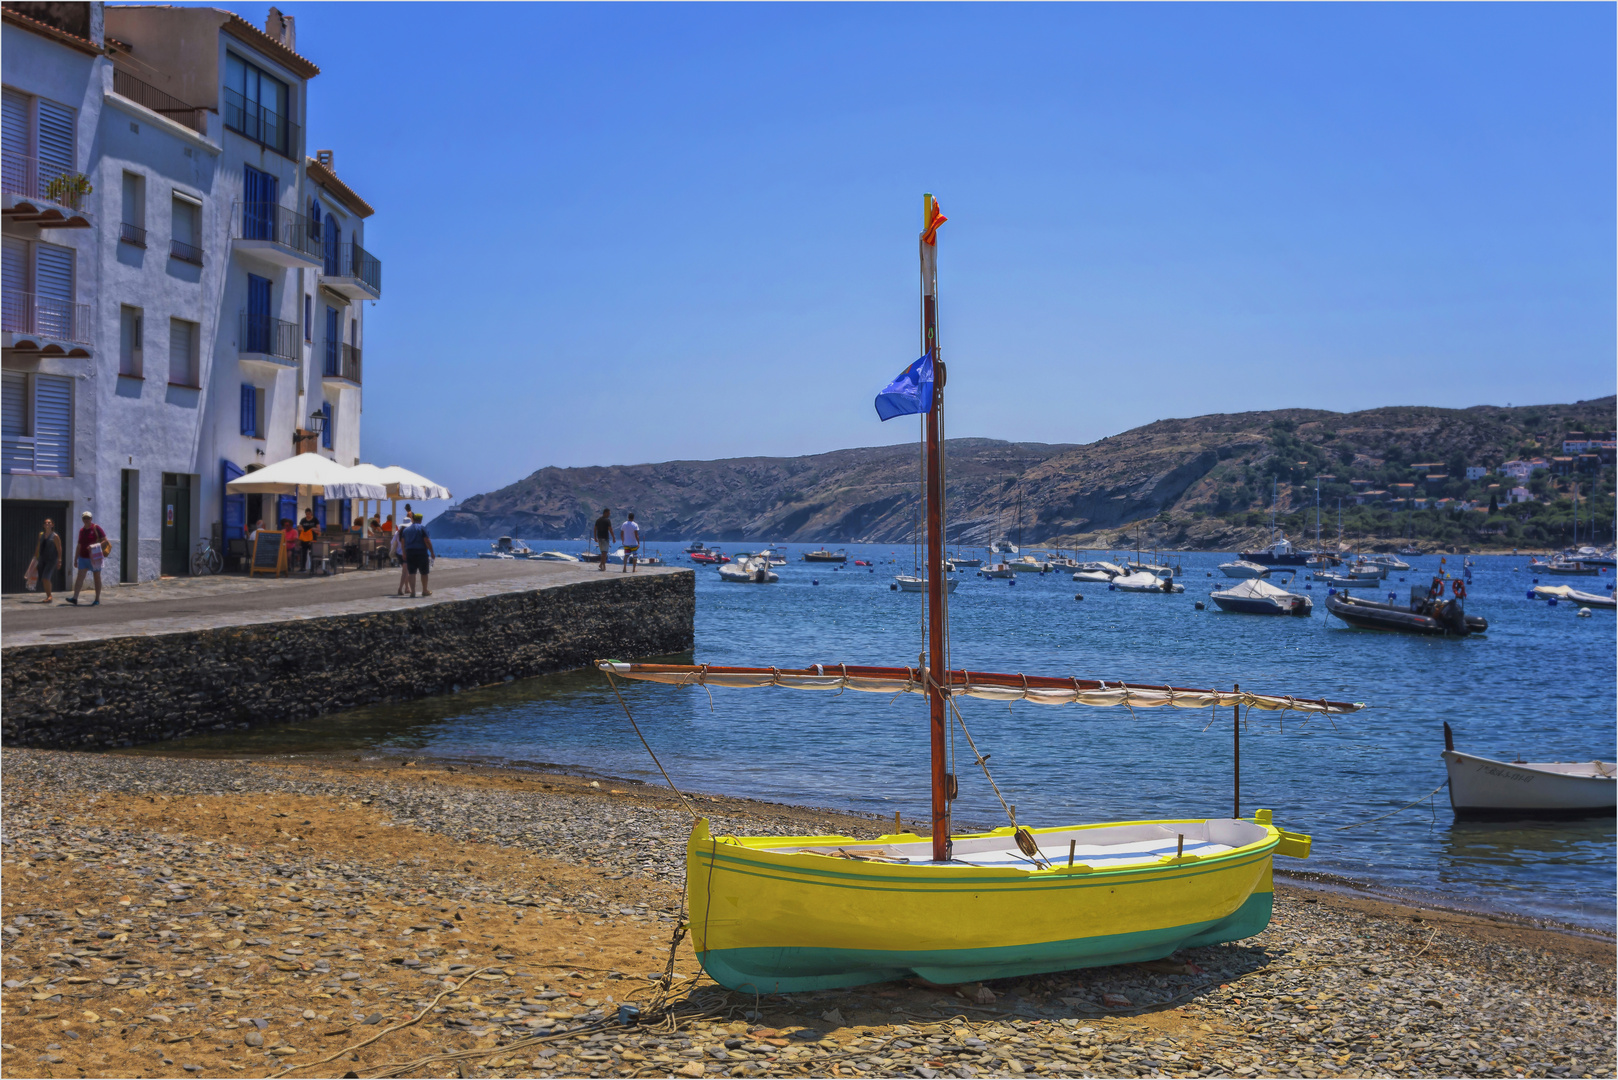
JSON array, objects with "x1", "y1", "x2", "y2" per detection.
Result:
[{"x1": 45, "y1": 172, "x2": 92, "y2": 209}]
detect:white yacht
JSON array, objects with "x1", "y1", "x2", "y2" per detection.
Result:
[
  {"x1": 1072, "y1": 561, "x2": 1125, "y2": 583},
  {"x1": 1218, "y1": 560, "x2": 1272, "y2": 579},
  {"x1": 896, "y1": 575, "x2": 959, "y2": 594}
]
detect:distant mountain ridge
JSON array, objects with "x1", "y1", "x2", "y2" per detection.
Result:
[{"x1": 433, "y1": 398, "x2": 1616, "y2": 544}]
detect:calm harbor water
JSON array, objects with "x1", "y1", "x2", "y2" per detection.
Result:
[{"x1": 139, "y1": 540, "x2": 1617, "y2": 929}]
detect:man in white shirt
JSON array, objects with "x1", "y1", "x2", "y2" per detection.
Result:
[{"x1": 619, "y1": 512, "x2": 641, "y2": 573}]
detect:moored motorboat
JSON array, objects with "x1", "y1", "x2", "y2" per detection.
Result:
[
  {"x1": 1008, "y1": 555, "x2": 1047, "y2": 573},
  {"x1": 1325, "y1": 586, "x2": 1486, "y2": 636},
  {"x1": 951, "y1": 554, "x2": 983, "y2": 568},
  {"x1": 479, "y1": 536, "x2": 520, "y2": 559},
  {"x1": 1210, "y1": 577, "x2": 1313, "y2": 616},
  {"x1": 1442, "y1": 723, "x2": 1615, "y2": 820},
  {"x1": 1304, "y1": 552, "x2": 1341, "y2": 569},
  {"x1": 686, "y1": 541, "x2": 709, "y2": 553},
  {"x1": 981, "y1": 562, "x2": 1016, "y2": 579},
  {"x1": 1072, "y1": 561, "x2": 1124, "y2": 583},
  {"x1": 1532, "y1": 584, "x2": 1615, "y2": 610},
  {"x1": 1239, "y1": 536, "x2": 1308, "y2": 566},
  {"x1": 718, "y1": 555, "x2": 778, "y2": 583},
  {"x1": 1113, "y1": 571, "x2": 1184, "y2": 593},
  {"x1": 1531, "y1": 557, "x2": 1600, "y2": 576},
  {"x1": 896, "y1": 574, "x2": 959, "y2": 594},
  {"x1": 803, "y1": 548, "x2": 847, "y2": 563},
  {"x1": 1219, "y1": 560, "x2": 1271, "y2": 579},
  {"x1": 1366, "y1": 554, "x2": 1411, "y2": 572}
]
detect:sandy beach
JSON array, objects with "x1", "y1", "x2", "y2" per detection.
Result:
[{"x1": 1, "y1": 748, "x2": 1611, "y2": 1079}]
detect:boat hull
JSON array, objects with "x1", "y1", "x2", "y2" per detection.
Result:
[
  {"x1": 1210, "y1": 595, "x2": 1311, "y2": 616},
  {"x1": 1239, "y1": 551, "x2": 1308, "y2": 566},
  {"x1": 687, "y1": 816, "x2": 1294, "y2": 993},
  {"x1": 1443, "y1": 751, "x2": 1616, "y2": 819},
  {"x1": 1325, "y1": 593, "x2": 1486, "y2": 636}
]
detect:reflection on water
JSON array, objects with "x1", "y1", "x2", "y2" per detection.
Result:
[{"x1": 120, "y1": 542, "x2": 1617, "y2": 930}]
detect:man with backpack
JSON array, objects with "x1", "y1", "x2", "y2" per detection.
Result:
[{"x1": 400, "y1": 512, "x2": 435, "y2": 597}]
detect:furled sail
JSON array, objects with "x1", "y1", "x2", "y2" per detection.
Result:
[{"x1": 597, "y1": 661, "x2": 1364, "y2": 715}]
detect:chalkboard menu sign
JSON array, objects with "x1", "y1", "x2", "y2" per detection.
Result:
[{"x1": 251, "y1": 531, "x2": 285, "y2": 576}]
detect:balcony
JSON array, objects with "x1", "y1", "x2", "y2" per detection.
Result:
[
  {"x1": 239, "y1": 312, "x2": 299, "y2": 367},
  {"x1": 120, "y1": 222, "x2": 147, "y2": 247},
  {"x1": 231, "y1": 201, "x2": 322, "y2": 269},
  {"x1": 2, "y1": 291, "x2": 93, "y2": 356},
  {"x1": 170, "y1": 238, "x2": 203, "y2": 265},
  {"x1": 112, "y1": 69, "x2": 208, "y2": 135},
  {"x1": 322, "y1": 341, "x2": 362, "y2": 385},
  {"x1": 223, "y1": 87, "x2": 298, "y2": 160},
  {"x1": 321, "y1": 238, "x2": 382, "y2": 301},
  {"x1": 1, "y1": 150, "x2": 92, "y2": 228}
]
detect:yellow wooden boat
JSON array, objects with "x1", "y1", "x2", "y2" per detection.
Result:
[{"x1": 600, "y1": 196, "x2": 1363, "y2": 993}]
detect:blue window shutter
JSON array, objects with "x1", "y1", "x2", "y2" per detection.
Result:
[
  {"x1": 278, "y1": 494, "x2": 297, "y2": 529},
  {"x1": 323, "y1": 212, "x2": 339, "y2": 275},
  {"x1": 303, "y1": 293, "x2": 311, "y2": 341},
  {"x1": 314, "y1": 497, "x2": 325, "y2": 530},
  {"x1": 324, "y1": 305, "x2": 338, "y2": 375},
  {"x1": 223, "y1": 459, "x2": 246, "y2": 540},
  {"x1": 240, "y1": 384, "x2": 256, "y2": 436},
  {"x1": 321, "y1": 401, "x2": 332, "y2": 449}
]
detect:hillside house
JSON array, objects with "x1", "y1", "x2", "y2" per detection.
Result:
[{"x1": 1501, "y1": 458, "x2": 1549, "y2": 480}]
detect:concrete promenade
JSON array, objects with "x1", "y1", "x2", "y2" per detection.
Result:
[
  {"x1": 0, "y1": 559, "x2": 678, "y2": 648},
  {"x1": 1, "y1": 560, "x2": 695, "y2": 749}
]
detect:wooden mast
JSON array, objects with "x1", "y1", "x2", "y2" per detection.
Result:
[{"x1": 922, "y1": 194, "x2": 949, "y2": 863}]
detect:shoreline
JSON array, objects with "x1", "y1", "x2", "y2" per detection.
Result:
[
  {"x1": 3, "y1": 747, "x2": 1612, "y2": 1079},
  {"x1": 106, "y1": 746, "x2": 1618, "y2": 940}
]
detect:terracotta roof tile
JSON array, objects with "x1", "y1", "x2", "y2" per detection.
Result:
[
  {"x1": 1, "y1": 5, "x2": 103, "y2": 56},
  {"x1": 220, "y1": 9, "x2": 319, "y2": 79},
  {"x1": 306, "y1": 157, "x2": 373, "y2": 218}
]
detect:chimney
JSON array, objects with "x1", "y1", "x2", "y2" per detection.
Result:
[
  {"x1": 316, "y1": 149, "x2": 334, "y2": 173},
  {"x1": 265, "y1": 6, "x2": 295, "y2": 51}
]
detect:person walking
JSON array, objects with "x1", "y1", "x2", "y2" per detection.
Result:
[
  {"x1": 619, "y1": 511, "x2": 641, "y2": 573},
  {"x1": 401, "y1": 512, "x2": 435, "y2": 597},
  {"x1": 392, "y1": 522, "x2": 408, "y2": 595},
  {"x1": 31, "y1": 518, "x2": 61, "y2": 603},
  {"x1": 593, "y1": 508, "x2": 613, "y2": 571},
  {"x1": 66, "y1": 510, "x2": 108, "y2": 606}
]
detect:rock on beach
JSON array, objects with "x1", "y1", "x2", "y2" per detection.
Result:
[{"x1": 1, "y1": 747, "x2": 1612, "y2": 1079}]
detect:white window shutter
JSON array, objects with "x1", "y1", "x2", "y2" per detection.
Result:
[
  {"x1": 30, "y1": 374, "x2": 72, "y2": 475},
  {"x1": 2, "y1": 371, "x2": 27, "y2": 437},
  {"x1": 3, "y1": 237, "x2": 28, "y2": 294},
  {"x1": 35, "y1": 98, "x2": 75, "y2": 179},
  {"x1": 33, "y1": 243, "x2": 72, "y2": 303}
]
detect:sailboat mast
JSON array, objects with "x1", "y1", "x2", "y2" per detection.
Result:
[{"x1": 921, "y1": 193, "x2": 950, "y2": 863}]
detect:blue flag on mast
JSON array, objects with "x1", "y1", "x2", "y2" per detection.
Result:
[{"x1": 873, "y1": 353, "x2": 934, "y2": 422}]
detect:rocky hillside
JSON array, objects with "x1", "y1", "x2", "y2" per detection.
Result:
[{"x1": 434, "y1": 398, "x2": 1616, "y2": 543}]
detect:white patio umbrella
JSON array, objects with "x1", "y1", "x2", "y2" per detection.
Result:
[
  {"x1": 226, "y1": 453, "x2": 386, "y2": 499},
  {"x1": 348, "y1": 464, "x2": 452, "y2": 536}
]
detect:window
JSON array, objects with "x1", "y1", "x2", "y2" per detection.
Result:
[
  {"x1": 120, "y1": 172, "x2": 145, "y2": 246},
  {"x1": 241, "y1": 166, "x2": 278, "y2": 241},
  {"x1": 320, "y1": 400, "x2": 333, "y2": 450},
  {"x1": 303, "y1": 293, "x2": 312, "y2": 342},
  {"x1": 169, "y1": 318, "x2": 199, "y2": 386},
  {"x1": 322, "y1": 211, "x2": 339, "y2": 276},
  {"x1": 224, "y1": 52, "x2": 291, "y2": 156},
  {"x1": 240, "y1": 383, "x2": 265, "y2": 438},
  {"x1": 2, "y1": 238, "x2": 78, "y2": 341},
  {"x1": 170, "y1": 193, "x2": 201, "y2": 264},
  {"x1": 119, "y1": 305, "x2": 143, "y2": 377},
  {"x1": 3, "y1": 89, "x2": 78, "y2": 199},
  {"x1": 2, "y1": 371, "x2": 73, "y2": 476}
]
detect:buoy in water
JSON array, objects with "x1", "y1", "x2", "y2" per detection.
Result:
[
  {"x1": 890, "y1": 583, "x2": 897, "y2": 591},
  {"x1": 812, "y1": 579, "x2": 819, "y2": 586},
  {"x1": 1073, "y1": 593, "x2": 1084, "y2": 601},
  {"x1": 1547, "y1": 598, "x2": 1558, "y2": 607},
  {"x1": 1526, "y1": 590, "x2": 1535, "y2": 599},
  {"x1": 1577, "y1": 607, "x2": 1592, "y2": 617},
  {"x1": 1194, "y1": 600, "x2": 1205, "y2": 610}
]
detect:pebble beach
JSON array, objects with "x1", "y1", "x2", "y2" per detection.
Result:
[{"x1": 1, "y1": 749, "x2": 1612, "y2": 1080}]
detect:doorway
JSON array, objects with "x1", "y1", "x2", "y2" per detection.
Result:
[
  {"x1": 1, "y1": 499, "x2": 70, "y2": 593},
  {"x1": 121, "y1": 469, "x2": 138, "y2": 583},
  {"x1": 160, "y1": 472, "x2": 191, "y2": 576}
]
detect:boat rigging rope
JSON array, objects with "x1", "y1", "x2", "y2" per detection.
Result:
[
  {"x1": 938, "y1": 680, "x2": 1018, "y2": 829},
  {"x1": 603, "y1": 667, "x2": 700, "y2": 821},
  {"x1": 1333, "y1": 780, "x2": 1447, "y2": 831}
]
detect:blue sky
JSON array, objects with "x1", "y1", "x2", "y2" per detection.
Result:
[{"x1": 217, "y1": 3, "x2": 1614, "y2": 503}]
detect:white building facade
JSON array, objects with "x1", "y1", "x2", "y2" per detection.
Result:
[{"x1": 1, "y1": 3, "x2": 380, "y2": 590}]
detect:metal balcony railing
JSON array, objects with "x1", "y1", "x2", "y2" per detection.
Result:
[
  {"x1": 2, "y1": 150, "x2": 90, "y2": 208},
  {"x1": 2, "y1": 291, "x2": 93, "y2": 344},
  {"x1": 239, "y1": 312, "x2": 299, "y2": 364},
  {"x1": 323, "y1": 341, "x2": 362, "y2": 384},
  {"x1": 222, "y1": 87, "x2": 297, "y2": 158},
  {"x1": 112, "y1": 69, "x2": 206, "y2": 134},
  {"x1": 170, "y1": 238, "x2": 203, "y2": 265},
  {"x1": 324, "y1": 238, "x2": 383, "y2": 293},
  {"x1": 231, "y1": 201, "x2": 321, "y2": 261},
  {"x1": 120, "y1": 222, "x2": 146, "y2": 247}
]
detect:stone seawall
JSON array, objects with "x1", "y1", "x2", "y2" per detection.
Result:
[{"x1": 0, "y1": 570, "x2": 694, "y2": 750}]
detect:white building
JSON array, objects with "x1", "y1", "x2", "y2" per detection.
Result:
[
  {"x1": 1464, "y1": 465, "x2": 1487, "y2": 481},
  {"x1": 2, "y1": 3, "x2": 381, "y2": 590}
]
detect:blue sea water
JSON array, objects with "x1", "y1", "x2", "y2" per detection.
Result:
[{"x1": 152, "y1": 539, "x2": 1618, "y2": 929}]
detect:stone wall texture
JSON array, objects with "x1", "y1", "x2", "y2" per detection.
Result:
[{"x1": 1, "y1": 571, "x2": 695, "y2": 750}]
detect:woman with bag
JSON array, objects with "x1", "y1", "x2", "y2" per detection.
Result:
[
  {"x1": 28, "y1": 518, "x2": 61, "y2": 602},
  {"x1": 66, "y1": 510, "x2": 108, "y2": 606}
]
